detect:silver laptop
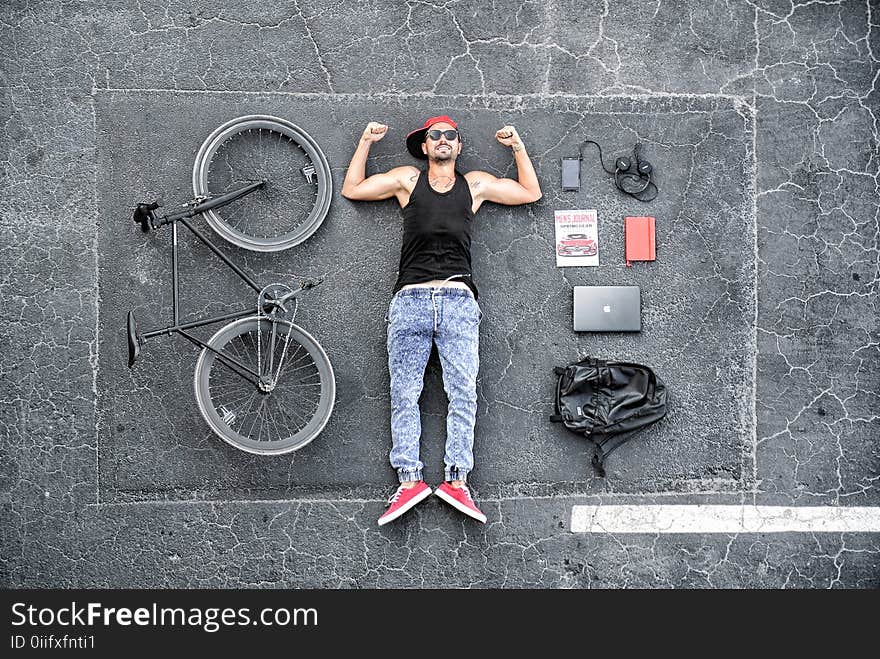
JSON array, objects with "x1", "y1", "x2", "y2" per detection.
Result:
[{"x1": 573, "y1": 286, "x2": 641, "y2": 332}]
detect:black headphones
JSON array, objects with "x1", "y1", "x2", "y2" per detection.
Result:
[{"x1": 580, "y1": 140, "x2": 658, "y2": 202}]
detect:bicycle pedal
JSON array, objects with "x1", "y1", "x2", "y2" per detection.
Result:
[
  {"x1": 126, "y1": 311, "x2": 145, "y2": 368},
  {"x1": 300, "y1": 164, "x2": 317, "y2": 184},
  {"x1": 218, "y1": 406, "x2": 237, "y2": 426}
]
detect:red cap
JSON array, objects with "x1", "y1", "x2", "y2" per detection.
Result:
[{"x1": 405, "y1": 115, "x2": 458, "y2": 160}]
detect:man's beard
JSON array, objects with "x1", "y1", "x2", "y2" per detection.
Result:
[{"x1": 429, "y1": 148, "x2": 456, "y2": 163}]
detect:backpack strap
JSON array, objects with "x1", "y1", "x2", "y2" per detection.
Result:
[
  {"x1": 549, "y1": 366, "x2": 566, "y2": 422},
  {"x1": 597, "y1": 427, "x2": 641, "y2": 460},
  {"x1": 590, "y1": 442, "x2": 607, "y2": 478}
]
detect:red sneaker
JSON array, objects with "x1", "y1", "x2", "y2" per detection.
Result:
[
  {"x1": 377, "y1": 481, "x2": 432, "y2": 526},
  {"x1": 434, "y1": 482, "x2": 487, "y2": 523}
]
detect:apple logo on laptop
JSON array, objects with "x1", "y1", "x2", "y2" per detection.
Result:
[{"x1": 603, "y1": 305, "x2": 611, "y2": 313}]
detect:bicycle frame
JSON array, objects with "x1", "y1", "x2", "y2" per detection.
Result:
[{"x1": 128, "y1": 182, "x2": 282, "y2": 381}]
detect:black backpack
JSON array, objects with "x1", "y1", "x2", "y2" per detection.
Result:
[{"x1": 550, "y1": 356, "x2": 669, "y2": 476}]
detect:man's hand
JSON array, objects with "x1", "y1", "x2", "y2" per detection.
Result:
[
  {"x1": 361, "y1": 122, "x2": 388, "y2": 143},
  {"x1": 495, "y1": 125, "x2": 523, "y2": 149}
]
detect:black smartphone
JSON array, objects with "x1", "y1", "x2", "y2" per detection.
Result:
[{"x1": 561, "y1": 157, "x2": 580, "y2": 191}]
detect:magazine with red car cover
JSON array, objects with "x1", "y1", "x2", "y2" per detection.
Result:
[{"x1": 554, "y1": 209, "x2": 599, "y2": 267}]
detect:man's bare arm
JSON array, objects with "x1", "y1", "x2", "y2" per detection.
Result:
[
  {"x1": 342, "y1": 122, "x2": 413, "y2": 201},
  {"x1": 468, "y1": 125, "x2": 542, "y2": 206}
]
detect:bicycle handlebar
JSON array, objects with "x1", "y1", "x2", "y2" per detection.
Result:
[{"x1": 133, "y1": 200, "x2": 163, "y2": 232}]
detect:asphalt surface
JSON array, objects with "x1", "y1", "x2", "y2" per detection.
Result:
[{"x1": 1, "y1": 0, "x2": 878, "y2": 587}]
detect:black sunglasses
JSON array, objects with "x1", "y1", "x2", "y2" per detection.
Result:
[{"x1": 425, "y1": 129, "x2": 459, "y2": 141}]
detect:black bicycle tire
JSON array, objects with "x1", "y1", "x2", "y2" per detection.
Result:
[
  {"x1": 192, "y1": 115, "x2": 332, "y2": 252},
  {"x1": 193, "y1": 316, "x2": 335, "y2": 454}
]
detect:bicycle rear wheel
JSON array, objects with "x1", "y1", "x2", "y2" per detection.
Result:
[
  {"x1": 193, "y1": 317, "x2": 335, "y2": 454},
  {"x1": 192, "y1": 115, "x2": 332, "y2": 252}
]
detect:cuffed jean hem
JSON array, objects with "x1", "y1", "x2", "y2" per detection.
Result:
[
  {"x1": 444, "y1": 468, "x2": 469, "y2": 482},
  {"x1": 397, "y1": 469, "x2": 423, "y2": 483}
]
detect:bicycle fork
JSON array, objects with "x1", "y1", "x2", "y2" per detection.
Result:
[{"x1": 256, "y1": 317, "x2": 298, "y2": 392}]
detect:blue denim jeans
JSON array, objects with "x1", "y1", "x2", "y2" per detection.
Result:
[{"x1": 386, "y1": 287, "x2": 481, "y2": 483}]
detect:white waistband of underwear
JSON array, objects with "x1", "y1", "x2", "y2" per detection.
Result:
[{"x1": 400, "y1": 276, "x2": 471, "y2": 291}]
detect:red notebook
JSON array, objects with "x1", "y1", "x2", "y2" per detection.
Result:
[{"x1": 625, "y1": 216, "x2": 656, "y2": 266}]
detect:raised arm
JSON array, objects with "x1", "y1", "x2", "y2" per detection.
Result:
[
  {"x1": 342, "y1": 122, "x2": 414, "y2": 202},
  {"x1": 467, "y1": 125, "x2": 542, "y2": 209}
]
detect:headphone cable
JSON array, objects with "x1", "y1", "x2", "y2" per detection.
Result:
[{"x1": 578, "y1": 140, "x2": 617, "y2": 175}]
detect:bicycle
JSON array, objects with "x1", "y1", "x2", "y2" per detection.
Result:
[{"x1": 126, "y1": 117, "x2": 335, "y2": 455}]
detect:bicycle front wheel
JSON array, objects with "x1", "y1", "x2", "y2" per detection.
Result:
[
  {"x1": 193, "y1": 317, "x2": 335, "y2": 454},
  {"x1": 192, "y1": 115, "x2": 332, "y2": 252}
]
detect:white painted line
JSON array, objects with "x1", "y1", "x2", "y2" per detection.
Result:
[{"x1": 570, "y1": 505, "x2": 880, "y2": 534}]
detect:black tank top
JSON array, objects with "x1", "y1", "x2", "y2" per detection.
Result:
[{"x1": 393, "y1": 169, "x2": 479, "y2": 298}]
